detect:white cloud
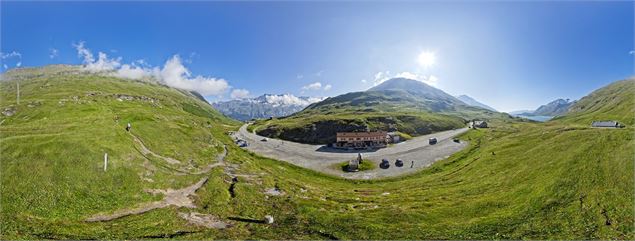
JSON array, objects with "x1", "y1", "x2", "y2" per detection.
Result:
[
  {"x1": 372, "y1": 71, "x2": 438, "y2": 87},
  {"x1": 361, "y1": 79, "x2": 367, "y2": 84},
  {"x1": 296, "y1": 74, "x2": 303, "y2": 79},
  {"x1": 49, "y1": 48, "x2": 59, "y2": 59},
  {"x1": 427, "y1": 75, "x2": 439, "y2": 86},
  {"x1": 302, "y1": 82, "x2": 322, "y2": 90},
  {"x1": 158, "y1": 55, "x2": 229, "y2": 95},
  {"x1": 73, "y1": 42, "x2": 121, "y2": 72},
  {"x1": 265, "y1": 94, "x2": 324, "y2": 107},
  {"x1": 114, "y1": 64, "x2": 155, "y2": 79},
  {"x1": 1, "y1": 51, "x2": 23, "y2": 69},
  {"x1": 630, "y1": 50, "x2": 635, "y2": 55},
  {"x1": 395, "y1": 71, "x2": 418, "y2": 80},
  {"x1": 73, "y1": 41, "x2": 94, "y2": 64},
  {"x1": 73, "y1": 42, "x2": 230, "y2": 96},
  {"x1": 323, "y1": 84, "x2": 332, "y2": 91},
  {"x1": 230, "y1": 89, "x2": 250, "y2": 99},
  {"x1": 1, "y1": 51, "x2": 22, "y2": 59},
  {"x1": 87, "y1": 52, "x2": 121, "y2": 72}
]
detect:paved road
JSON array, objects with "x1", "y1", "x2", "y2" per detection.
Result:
[{"x1": 234, "y1": 124, "x2": 469, "y2": 179}]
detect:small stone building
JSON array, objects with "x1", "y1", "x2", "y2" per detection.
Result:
[
  {"x1": 591, "y1": 120, "x2": 624, "y2": 128},
  {"x1": 470, "y1": 120, "x2": 488, "y2": 128}
]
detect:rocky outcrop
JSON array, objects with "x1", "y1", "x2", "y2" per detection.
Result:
[
  {"x1": 257, "y1": 119, "x2": 369, "y2": 144},
  {"x1": 256, "y1": 115, "x2": 465, "y2": 144}
]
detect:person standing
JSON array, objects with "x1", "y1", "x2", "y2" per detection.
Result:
[{"x1": 126, "y1": 122, "x2": 131, "y2": 132}]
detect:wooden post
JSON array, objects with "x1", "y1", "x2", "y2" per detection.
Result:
[{"x1": 104, "y1": 153, "x2": 108, "y2": 172}]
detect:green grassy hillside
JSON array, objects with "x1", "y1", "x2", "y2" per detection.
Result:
[
  {"x1": 1, "y1": 68, "x2": 633, "y2": 239},
  {"x1": 557, "y1": 78, "x2": 634, "y2": 126}
]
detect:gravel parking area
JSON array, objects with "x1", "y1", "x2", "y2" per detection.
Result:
[{"x1": 234, "y1": 124, "x2": 469, "y2": 179}]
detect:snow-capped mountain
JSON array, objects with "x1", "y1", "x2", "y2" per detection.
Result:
[{"x1": 212, "y1": 94, "x2": 325, "y2": 121}]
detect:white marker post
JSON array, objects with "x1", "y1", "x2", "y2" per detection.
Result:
[{"x1": 104, "y1": 153, "x2": 108, "y2": 172}]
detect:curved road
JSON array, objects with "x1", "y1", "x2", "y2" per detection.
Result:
[{"x1": 234, "y1": 124, "x2": 469, "y2": 179}]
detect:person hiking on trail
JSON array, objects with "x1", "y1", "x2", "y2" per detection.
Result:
[
  {"x1": 411, "y1": 160, "x2": 414, "y2": 168},
  {"x1": 126, "y1": 122, "x2": 131, "y2": 132}
]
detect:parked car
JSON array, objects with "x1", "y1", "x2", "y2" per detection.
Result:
[
  {"x1": 453, "y1": 138, "x2": 460, "y2": 143},
  {"x1": 395, "y1": 159, "x2": 404, "y2": 167},
  {"x1": 261, "y1": 138, "x2": 268, "y2": 142},
  {"x1": 429, "y1": 138, "x2": 438, "y2": 145},
  {"x1": 239, "y1": 142, "x2": 248, "y2": 147},
  {"x1": 380, "y1": 159, "x2": 390, "y2": 169}
]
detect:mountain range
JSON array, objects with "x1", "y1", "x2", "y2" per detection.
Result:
[
  {"x1": 212, "y1": 94, "x2": 324, "y2": 121},
  {"x1": 253, "y1": 78, "x2": 510, "y2": 144},
  {"x1": 510, "y1": 98, "x2": 575, "y2": 117}
]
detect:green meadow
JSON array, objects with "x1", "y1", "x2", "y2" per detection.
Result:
[{"x1": 0, "y1": 67, "x2": 633, "y2": 239}]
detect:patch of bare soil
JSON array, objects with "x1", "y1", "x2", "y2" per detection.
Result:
[
  {"x1": 85, "y1": 177, "x2": 209, "y2": 222},
  {"x1": 178, "y1": 212, "x2": 231, "y2": 229}
]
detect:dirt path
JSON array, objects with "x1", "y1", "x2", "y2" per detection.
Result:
[
  {"x1": 86, "y1": 143, "x2": 231, "y2": 228},
  {"x1": 130, "y1": 132, "x2": 181, "y2": 165},
  {"x1": 86, "y1": 177, "x2": 209, "y2": 222},
  {"x1": 188, "y1": 145, "x2": 227, "y2": 175}
]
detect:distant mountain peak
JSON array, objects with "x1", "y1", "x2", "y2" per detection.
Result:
[
  {"x1": 455, "y1": 95, "x2": 497, "y2": 112},
  {"x1": 533, "y1": 98, "x2": 575, "y2": 116},
  {"x1": 510, "y1": 98, "x2": 575, "y2": 118},
  {"x1": 212, "y1": 94, "x2": 324, "y2": 121},
  {"x1": 369, "y1": 78, "x2": 435, "y2": 93}
]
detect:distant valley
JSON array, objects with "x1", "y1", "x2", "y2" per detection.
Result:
[{"x1": 510, "y1": 98, "x2": 575, "y2": 121}]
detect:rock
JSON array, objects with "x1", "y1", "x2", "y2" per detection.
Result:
[
  {"x1": 264, "y1": 187, "x2": 284, "y2": 196},
  {"x1": 27, "y1": 101, "x2": 42, "y2": 108},
  {"x1": 264, "y1": 215, "x2": 274, "y2": 224},
  {"x1": 2, "y1": 107, "x2": 16, "y2": 116},
  {"x1": 85, "y1": 91, "x2": 100, "y2": 96}
]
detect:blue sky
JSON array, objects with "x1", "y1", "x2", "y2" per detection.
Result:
[{"x1": 1, "y1": 1, "x2": 632, "y2": 112}]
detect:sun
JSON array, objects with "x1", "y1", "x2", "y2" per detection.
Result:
[{"x1": 417, "y1": 51, "x2": 436, "y2": 68}]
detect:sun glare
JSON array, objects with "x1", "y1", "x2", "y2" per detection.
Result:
[{"x1": 417, "y1": 51, "x2": 436, "y2": 68}]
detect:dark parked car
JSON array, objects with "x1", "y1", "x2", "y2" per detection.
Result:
[
  {"x1": 261, "y1": 138, "x2": 268, "y2": 142},
  {"x1": 453, "y1": 138, "x2": 460, "y2": 143},
  {"x1": 429, "y1": 138, "x2": 438, "y2": 145},
  {"x1": 395, "y1": 159, "x2": 404, "y2": 167},
  {"x1": 380, "y1": 159, "x2": 390, "y2": 169}
]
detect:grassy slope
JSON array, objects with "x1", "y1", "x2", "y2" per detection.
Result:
[
  {"x1": 1, "y1": 68, "x2": 633, "y2": 239},
  {"x1": 557, "y1": 79, "x2": 634, "y2": 126},
  {"x1": 252, "y1": 110, "x2": 466, "y2": 143}
]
